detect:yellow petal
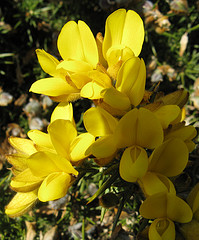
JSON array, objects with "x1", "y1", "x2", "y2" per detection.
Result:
[
  {"x1": 28, "y1": 151, "x2": 77, "y2": 177},
  {"x1": 6, "y1": 154, "x2": 28, "y2": 173},
  {"x1": 70, "y1": 133, "x2": 95, "y2": 162},
  {"x1": 164, "y1": 123, "x2": 197, "y2": 142},
  {"x1": 148, "y1": 138, "x2": 189, "y2": 177},
  {"x1": 10, "y1": 179, "x2": 41, "y2": 192},
  {"x1": 139, "y1": 172, "x2": 176, "y2": 197},
  {"x1": 101, "y1": 87, "x2": 131, "y2": 111},
  {"x1": 103, "y1": 9, "x2": 144, "y2": 59},
  {"x1": 81, "y1": 81, "x2": 104, "y2": 99},
  {"x1": 91, "y1": 135, "x2": 117, "y2": 159},
  {"x1": 121, "y1": 10, "x2": 144, "y2": 56},
  {"x1": 106, "y1": 45, "x2": 135, "y2": 67},
  {"x1": 128, "y1": 58, "x2": 146, "y2": 106},
  {"x1": 38, "y1": 172, "x2": 71, "y2": 202},
  {"x1": 155, "y1": 89, "x2": 189, "y2": 108},
  {"x1": 114, "y1": 108, "x2": 163, "y2": 149},
  {"x1": 119, "y1": 146, "x2": 148, "y2": 182},
  {"x1": 50, "y1": 102, "x2": 74, "y2": 123},
  {"x1": 83, "y1": 106, "x2": 118, "y2": 137},
  {"x1": 77, "y1": 20, "x2": 99, "y2": 67},
  {"x1": 8, "y1": 137, "x2": 37, "y2": 155},
  {"x1": 29, "y1": 77, "x2": 79, "y2": 96},
  {"x1": 140, "y1": 192, "x2": 193, "y2": 223},
  {"x1": 13, "y1": 168, "x2": 43, "y2": 182},
  {"x1": 116, "y1": 57, "x2": 141, "y2": 93},
  {"x1": 149, "y1": 218, "x2": 175, "y2": 240},
  {"x1": 48, "y1": 119, "x2": 77, "y2": 158},
  {"x1": 88, "y1": 70, "x2": 112, "y2": 88},
  {"x1": 57, "y1": 20, "x2": 98, "y2": 67},
  {"x1": 28, "y1": 130, "x2": 53, "y2": 150},
  {"x1": 36, "y1": 49, "x2": 59, "y2": 77},
  {"x1": 57, "y1": 59, "x2": 92, "y2": 73},
  {"x1": 5, "y1": 190, "x2": 38, "y2": 217},
  {"x1": 154, "y1": 105, "x2": 181, "y2": 129},
  {"x1": 57, "y1": 21, "x2": 85, "y2": 61}
]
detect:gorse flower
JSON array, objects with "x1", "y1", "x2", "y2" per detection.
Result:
[
  {"x1": 30, "y1": 9, "x2": 146, "y2": 115},
  {"x1": 5, "y1": 7, "x2": 198, "y2": 240}
]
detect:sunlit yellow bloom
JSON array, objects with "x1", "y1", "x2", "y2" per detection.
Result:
[
  {"x1": 84, "y1": 107, "x2": 164, "y2": 178},
  {"x1": 5, "y1": 190, "x2": 38, "y2": 217},
  {"x1": 7, "y1": 137, "x2": 37, "y2": 175},
  {"x1": 103, "y1": 9, "x2": 144, "y2": 66},
  {"x1": 30, "y1": 19, "x2": 99, "y2": 102},
  {"x1": 83, "y1": 106, "x2": 119, "y2": 165},
  {"x1": 26, "y1": 151, "x2": 78, "y2": 201}
]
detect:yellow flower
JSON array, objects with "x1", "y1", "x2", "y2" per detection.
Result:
[
  {"x1": 149, "y1": 218, "x2": 175, "y2": 240},
  {"x1": 26, "y1": 151, "x2": 78, "y2": 201},
  {"x1": 30, "y1": 8, "x2": 146, "y2": 115},
  {"x1": 84, "y1": 107, "x2": 164, "y2": 178},
  {"x1": 103, "y1": 9, "x2": 144, "y2": 66},
  {"x1": 5, "y1": 190, "x2": 38, "y2": 217},
  {"x1": 140, "y1": 192, "x2": 193, "y2": 240},
  {"x1": 30, "y1": 19, "x2": 99, "y2": 102},
  {"x1": 28, "y1": 103, "x2": 95, "y2": 164}
]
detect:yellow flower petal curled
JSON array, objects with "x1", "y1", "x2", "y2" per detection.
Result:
[
  {"x1": 153, "y1": 105, "x2": 181, "y2": 129},
  {"x1": 57, "y1": 20, "x2": 98, "y2": 68},
  {"x1": 48, "y1": 119, "x2": 77, "y2": 158},
  {"x1": 103, "y1": 9, "x2": 144, "y2": 60},
  {"x1": 10, "y1": 179, "x2": 41, "y2": 192},
  {"x1": 29, "y1": 77, "x2": 79, "y2": 97},
  {"x1": 36, "y1": 49, "x2": 59, "y2": 77},
  {"x1": 149, "y1": 218, "x2": 175, "y2": 240},
  {"x1": 140, "y1": 192, "x2": 193, "y2": 223},
  {"x1": 27, "y1": 151, "x2": 78, "y2": 178},
  {"x1": 139, "y1": 172, "x2": 176, "y2": 197},
  {"x1": 101, "y1": 87, "x2": 131, "y2": 111},
  {"x1": 91, "y1": 135, "x2": 117, "y2": 159},
  {"x1": 114, "y1": 108, "x2": 163, "y2": 149},
  {"x1": 80, "y1": 81, "x2": 104, "y2": 99},
  {"x1": 6, "y1": 154, "x2": 29, "y2": 173},
  {"x1": 38, "y1": 172, "x2": 71, "y2": 202},
  {"x1": 119, "y1": 146, "x2": 148, "y2": 182},
  {"x1": 50, "y1": 102, "x2": 74, "y2": 124},
  {"x1": 83, "y1": 106, "x2": 118, "y2": 137},
  {"x1": 148, "y1": 138, "x2": 189, "y2": 177},
  {"x1": 5, "y1": 190, "x2": 38, "y2": 217},
  {"x1": 28, "y1": 130, "x2": 53, "y2": 150},
  {"x1": 116, "y1": 57, "x2": 146, "y2": 106},
  {"x1": 8, "y1": 137, "x2": 37, "y2": 155},
  {"x1": 13, "y1": 168, "x2": 43, "y2": 182},
  {"x1": 70, "y1": 133, "x2": 95, "y2": 162},
  {"x1": 164, "y1": 123, "x2": 197, "y2": 142},
  {"x1": 57, "y1": 59, "x2": 92, "y2": 73}
]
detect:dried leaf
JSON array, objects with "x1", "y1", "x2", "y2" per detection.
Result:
[
  {"x1": 179, "y1": 32, "x2": 188, "y2": 56},
  {"x1": 43, "y1": 226, "x2": 58, "y2": 240},
  {"x1": 25, "y1": 221, "x2": 36, "y2": 240}
]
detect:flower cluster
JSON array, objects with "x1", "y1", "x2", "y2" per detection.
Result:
[{"x1": 5, "y1": 8, "x2": 198, "y2": 240}]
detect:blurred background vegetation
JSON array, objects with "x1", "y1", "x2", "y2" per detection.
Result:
[{"x1": 0, "y1": 0, "x2": 199, "y2": 239}]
